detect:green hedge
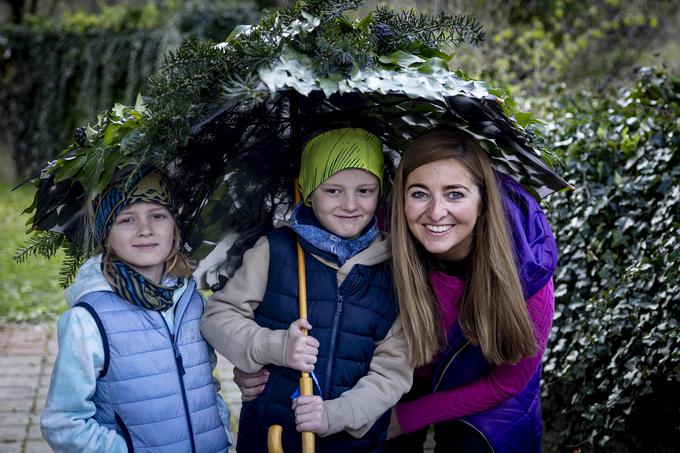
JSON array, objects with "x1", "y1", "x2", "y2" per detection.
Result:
[
  {"x1": 542, "y1": 68, "x2": 680, "y2": 451},
  {"x1": 0, "y1": 1, "x2": 256, "y2": 179}
]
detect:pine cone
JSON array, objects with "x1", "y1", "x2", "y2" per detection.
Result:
[
  {"x1": 371, "y1": 23, "x2": 393, "y2": 53},
  {"x1": 73, "y1": 127, "x2": 87, "y2": 147}
]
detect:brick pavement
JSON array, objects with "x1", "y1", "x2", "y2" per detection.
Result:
[
  {"x1": 0, "y1": 323, "x2": 242, "y2": 453},
  {"x1": 1, "y1": 322, "x2": 433, "y2": 453}
]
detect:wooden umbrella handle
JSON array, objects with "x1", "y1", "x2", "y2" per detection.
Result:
[
  {"x1": 295, "y1": 182, "x2": 315, "y2": 453},
  {"x1": 267, "y1": 181, "x2": 315, "y2": 453},
  {"x1": 268, "y1": 425, "x2": 284, "y2": 453}
]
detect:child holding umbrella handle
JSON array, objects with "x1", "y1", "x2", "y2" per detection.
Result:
[{"x1": 201, "y1": 128, "x2": 413, "y2": 453}]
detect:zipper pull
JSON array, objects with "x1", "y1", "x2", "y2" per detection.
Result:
[{"x1": 173, "y1": 342, "x2": 186, "y2": 375}]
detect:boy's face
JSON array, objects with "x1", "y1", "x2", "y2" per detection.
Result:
[
  {"x1": 309, "y1": 168, "x2": 380, "y2": 239},
  {"x1": 107, "y1": 202, "x2": 175, "y2": 283}
]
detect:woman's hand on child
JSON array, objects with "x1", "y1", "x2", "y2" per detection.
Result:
[
  {"x1": 233, "y1": 368, "x2": 269, "y2": 401},
  {"x1": 284, "y1": 319, "x2": 319, "y2": 372},
  {"x1": 292, "y1": 395, "x2": 329, "y2": 435},
  {"x1": 386, "y1": 408, "x2": 402, "y2": 439}
]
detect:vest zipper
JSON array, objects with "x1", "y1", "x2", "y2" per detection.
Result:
[
  {"x1": 160, "y1": 314, "x2": 196, "y2": 453},
  {"x1": 324, "y1": 294, "x2": 344, "y2": 393},
  {"x1": 433, "y1": 342, "x2": 495, "y2": 450},
  {"x1": 173, "y1": 341, "x2": 186, "y2": 375},
  {"x1": 433, "y1": 341, "x2": 470, "y2": 392}
]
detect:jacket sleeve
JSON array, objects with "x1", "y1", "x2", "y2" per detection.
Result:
[
  {"x1": 323, "y1": 315, "x2": 414, "y2": 438},
  {"x1": 395, "y1": 280, "x2": 555, "y2": 433},
  {"x1": 201, "y1": 236, "x2": 289, "y2": 373},
  {"x1": 40, "y1": 307, "x2": 128, "y2": 453}
]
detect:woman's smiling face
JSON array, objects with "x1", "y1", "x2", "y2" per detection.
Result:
[{"x1": 404, "y1": 158, "x2": 481, "y2": 261}]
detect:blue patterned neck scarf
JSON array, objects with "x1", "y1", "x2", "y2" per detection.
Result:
[
  {"x1": 102, "y1": 257, "x2": 183, "y2": 311},
  {"x1": 289, "y1": 204, "x2": 378, "y2": 266}
]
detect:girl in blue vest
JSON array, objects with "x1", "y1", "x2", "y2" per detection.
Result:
[
  {"x1": 201, "y1": 128, "x2": 414, "y2": 453},
  {"x1": 41, "y1": 167, "x2": 232, "y2": 453}
]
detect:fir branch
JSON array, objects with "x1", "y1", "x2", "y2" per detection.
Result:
[
  {"x1": 218, "y1": 73, "x2": 266, "y2": 107},
  {"x1": 301, "y1": 0, "x2": 363, "y2": 23},
  {"x1": 14, "y1": 230, "x2": 85, "y2": 288},
  {"x1": 222, "y1": 26, "x2": 283, "y2": 74},
  {"x1": 14, "y1": 231, "x2": 67, "y2": 263},
  {"x1": 58, "y1": 241, "x2": 86, "y2": 288},
  {"x1": 291, "y1": 11, "x2": 377, "y2": 75},
  {"x1": 372, "y1": 7, "x2": 485, "y2": 56}
]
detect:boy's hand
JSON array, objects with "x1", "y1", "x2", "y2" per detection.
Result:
[
  {"x1": 292, "y1": 395, "x2": 328, "y2": 435},
  {"x1": 233, "y1": 368, "x2": 269, "y2": 401},
  {"x1": 284, "y1": 319, "x2": 319, "y2": 372}
]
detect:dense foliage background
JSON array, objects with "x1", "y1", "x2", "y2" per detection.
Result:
[
  {"x1": 0, "y1": 1, "x2": 677, "y2": 451},
  {"x1": 542, "y1": 68, "x2": 679, "y2": 452}
]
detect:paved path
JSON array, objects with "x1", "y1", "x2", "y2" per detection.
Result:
[
  {"x1": 1, "y1": 322, "x2": 433, "y2": 452},
  {"x1": 0, "y1": 322, "x2": 242, "y2": 453}
]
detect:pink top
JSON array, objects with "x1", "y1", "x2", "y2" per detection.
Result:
[{"x1": 395, "y1": 271, "x2": 555, "y2": 433}]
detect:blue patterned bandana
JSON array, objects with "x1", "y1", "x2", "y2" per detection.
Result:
[
  {"x1": 289, "y1": 204, "x2": 378, "y2": 266},
  {"x1": 94, "y1": 167, "x2": 175, "y2": 245}
]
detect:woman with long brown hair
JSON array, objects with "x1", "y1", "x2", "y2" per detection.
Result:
[{"x1": 385, "y1": 128, "x2": 556, "y2": 452}]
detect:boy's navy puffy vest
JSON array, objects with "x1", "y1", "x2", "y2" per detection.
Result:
[
  {"x1": 237, "y1": 228, "x2": 397, "y2": 453},
  {"x1": 76, "y1": 280, "x2": 229, "y2": 453},
  {"x1": 431, "y1": 322, "x2": 543, "y2": 453}
]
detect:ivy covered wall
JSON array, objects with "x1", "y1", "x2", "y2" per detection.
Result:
[{"x1": 541, "y1": 68, "x2": 680, "y2": 451}]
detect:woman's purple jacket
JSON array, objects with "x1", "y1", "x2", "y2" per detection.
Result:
[{"x1": 430, "y1": 175, "x2": 558, "y2": 453}]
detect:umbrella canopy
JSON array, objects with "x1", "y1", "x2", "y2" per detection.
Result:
[{"x1": 22, "y1": 0, "x2": 571, "y2": 288}]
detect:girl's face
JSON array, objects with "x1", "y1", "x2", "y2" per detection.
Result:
[
  {"x1": 107, "y1": 202, "x2": 175, "y2": 283},
  {"x1": 309, "y1": 168, "x2": 380, "y2": 239},
  {"x1": 404, "y1": 158, "x2": 481, "y2": 261}
]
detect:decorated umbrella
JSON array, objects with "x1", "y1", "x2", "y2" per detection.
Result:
[{"x1": 20, "y1": 0, "x2": 571, "y2": 289}]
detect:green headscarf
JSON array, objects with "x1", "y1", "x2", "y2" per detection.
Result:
[{"x1": 298, "y1": 128, "x2": 384, "y2": 204}]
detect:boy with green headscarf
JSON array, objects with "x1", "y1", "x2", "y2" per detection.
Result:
[{"x1": 201, "y1": 128, "x2": 413, "y2": 452}]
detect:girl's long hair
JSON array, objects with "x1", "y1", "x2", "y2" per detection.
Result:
[
  {"x1": 84, "y1": 197, "x2": 193, "y2": 282},
  {"x1": 390, "y1": 129, "x2": 536, "y2": 366}
]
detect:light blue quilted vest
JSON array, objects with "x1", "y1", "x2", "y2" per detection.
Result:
[{"x1": 76, "y1": 279, "x2": 228, "y2": 453}]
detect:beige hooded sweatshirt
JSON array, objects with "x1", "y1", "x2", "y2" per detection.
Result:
[{"x1": 200, "y1": 229, "x2": 413, "y2": 438}]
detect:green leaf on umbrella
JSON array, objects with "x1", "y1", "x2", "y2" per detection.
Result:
[
  {"x1": 379, "y1": 50, "x2": 425, "y2": 68},
  {"x1": 54, "y1": 154, "x2": 87, "y2": 182}
]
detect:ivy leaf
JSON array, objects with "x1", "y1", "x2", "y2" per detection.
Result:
[
  {"x1": 355, "y1": 12, "x2": 372, "y2": 30},
  {"x1": 54, "y1": 154, "x2": 87, "y2": 182},
  {"x1": 102, "y1": 123, "x2": 121, "y2": 146},
  {"x1": 80, "y1": 152, "x2": 105, "y2": 193},
  {"x1": 226, "y1": 24, "x2": 252, "y2": 41},
  {"x1": 134, "y1": 93, "x2": 146, "y2": 113},
  {"x1": 318, "y1": 73, "x2": 343, "y2": 97},
  {"x1": 416, "y1": 57, "x2": 449, "y2": 74},
  {"x1": 378, "y1": 50, "x2": 425, "y2": 68},
  {"x1": 259, "y1": 62, "x2": 290, "y2": 93},
  {"x1": 92, "y1": 152, "x2": 124, "y2": 195},
  {"x1": 112, "y1": 103, "x2": 126, "y2": 119},
  {"x1": 85, "y1": 125, "x2": 98, "y2": 141},
  {"x1": 514, "y1": 111, "x2": 535, "y2": 128}
]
